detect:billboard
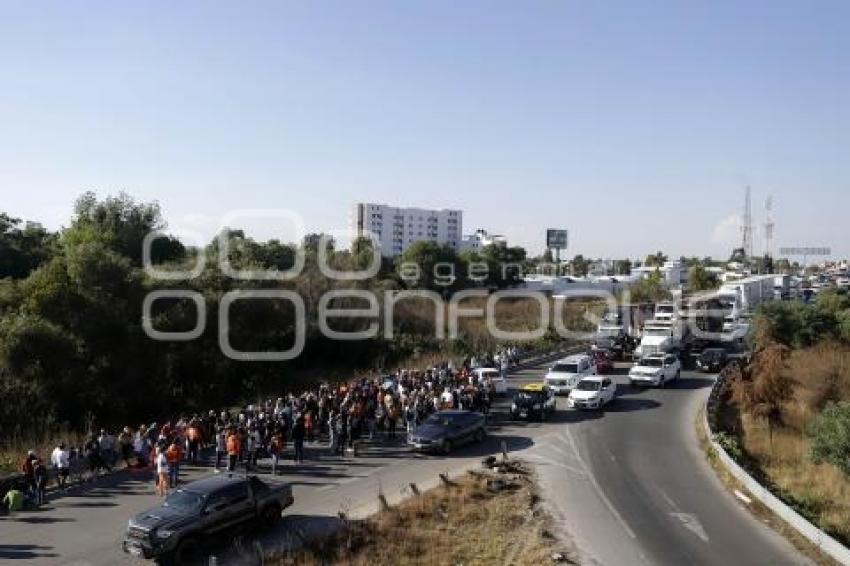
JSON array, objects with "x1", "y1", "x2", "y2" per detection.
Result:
[{"x1": 546, "y1": 229, "x2": 568, "y2": 250}]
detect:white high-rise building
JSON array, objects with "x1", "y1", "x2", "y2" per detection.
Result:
[{"x1": 350, "y1": 203, "x2": 462, "y2": 257}]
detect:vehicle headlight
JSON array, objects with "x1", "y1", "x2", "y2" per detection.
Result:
[
  {"x1": 533, "y1": 403, "x2": 542, "y2": 410},
  {"x1": 156, "y1": 529, "x2": 174, "y2": 540},
  {"x1": 511, "y1": 403, "x2": 517, "y2": 411}
]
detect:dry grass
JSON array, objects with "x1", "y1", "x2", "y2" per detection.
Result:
[
  {"x1": 275, "y1": 464, "x2": 572, "y2": 566},
  {"x1": 734, "y1": 344, "x2": 850, "y2": 546},
  {"x1": 696, "y1": 408, "x2": 840, "y2": 566}
]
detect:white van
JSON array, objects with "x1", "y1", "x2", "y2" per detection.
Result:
[
  {"x1": 544, "y1": 354, "x2": 596, "y2": 395},
  {"x1": 472, "y1": 367, "x2": 507, "y2": 395}
]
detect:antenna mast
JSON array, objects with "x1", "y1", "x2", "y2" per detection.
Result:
[
  {"x1": 741, "y1": 185, "x2": 754, "y2": 260},
  {"x1": 763, "y1": 195, "x2": 774, "y2": 258}
]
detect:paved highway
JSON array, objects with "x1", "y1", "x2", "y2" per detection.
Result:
[
  {"x1": 0, "y1": 358, "x2": 809, "y2": 565},
  {"x1": 512, "y1": 362, "x2": 810, "y2": 566}
]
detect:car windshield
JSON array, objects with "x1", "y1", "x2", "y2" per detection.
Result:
[
  {"x1": 480, "y1": 371, "x2": 500, "y2": 379},
  {"x1": 552, "y1": 363, "x2": 579, "y2": 373},
  {"x1": 644, "y1": 328, "x2": 670, "y2": 337},
  {"x1": 516, "y1": 392, "x2": 543, "y2": 401},
  {"x1": 702, "y1": 350, "x2": 724, "y2": 359},
  {"x1": 641, "y1": 358, "x2": 664, "y2": 367},
  {"x1": 163, "y1": 489, "x2": 205, "y2": 513},
  {"x1": 576, "y1": 381, "x2": 601, "y2": 391},
  {"x1": 424, "y1": 413, "x2": 458, "y2": 427}
]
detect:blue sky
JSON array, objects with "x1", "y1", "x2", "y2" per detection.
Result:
[{"x1": 1, "y1": 1, "x2": 848, "y2": 259}]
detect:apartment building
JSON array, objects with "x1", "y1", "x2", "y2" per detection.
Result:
[{"x1": 350, "y1": 203, "x2": 462, "y2": 256}]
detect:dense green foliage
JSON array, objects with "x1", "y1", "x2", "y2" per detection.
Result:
[
  {"x1": 688, "y1": 265, "x2": 720, "y2": 292},
  {"x1": 754, "y1": 288, "x2": 850, "y2": 348},
  {"x1": 0, "y1": 194, "x2": 534, "y2": 436},
  {"x1": 807, "y1": 401, "x2": 850, "y2": 477}
]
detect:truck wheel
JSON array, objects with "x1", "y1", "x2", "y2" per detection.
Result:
[
  {"x1": 170, "y1": 537, "x2": 199, "y2": 565},
  {"x1": 262, "y1": 504, "x2": 282, "y2": 528}
]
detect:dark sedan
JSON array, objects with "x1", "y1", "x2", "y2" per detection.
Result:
[
  {"x1": 408, "y1": 410, "x2": 486, "y2": 454},
  {"x1": 696, "y1": 348, "x2": 728, "y2": 373}
]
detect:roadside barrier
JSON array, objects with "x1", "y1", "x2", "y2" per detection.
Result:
[{"x1": 703, "y1": 364, "x2": 850, "y2": 564}]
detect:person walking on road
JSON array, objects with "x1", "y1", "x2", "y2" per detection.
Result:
[
  {"x1": 33, "y1": 459, "x2": 48, "y2": 506},
  {"x1": 51, "y1": 443, "x2": 70, "y2": 491},
  {"x1": 214, "y1": 427, "x2": 226, "y2": 470},
  {"x1": 292, "y1": 416, "x2": 306, "y2": 464},
  {"x1": 226, "y1": 427, "x2": 241, "y2": 472},
  {"x1": 155, "y1": 447, "x2": 168, "y2": 497},
  {"x1": 165, "y1": 440, "x2": 182, "y2": 488},
  {"x1": 270, "y1": 428, "x2": 284, "y2": 475},
  {"x1": 20, "y1": 450, "x2": 37, "y2": 498}
]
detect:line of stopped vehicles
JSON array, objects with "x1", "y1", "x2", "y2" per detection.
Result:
[{"x1": 123, "y1": 344, "x2": 734, "y2": 564}]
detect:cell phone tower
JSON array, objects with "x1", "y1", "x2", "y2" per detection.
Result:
[
  {"x1": 741, "y1": 185, "x2": 754, "y2": 259},
  {"x1": 764, "y1": 195, "x2": 774, "y2": 258}
]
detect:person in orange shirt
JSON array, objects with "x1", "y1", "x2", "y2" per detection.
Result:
[
  {"x1": 164, "y1": 440, "x2": 182, "y2": 488},
  {"x1": 186, "y1": 423, "x2": 203, "y2": 465},
  {"x1": 226, "y1": 428, "x2": 241, "y2": 472}
]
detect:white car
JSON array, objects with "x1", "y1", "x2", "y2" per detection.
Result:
[
  {"x1": 568, "y1": 376, "x2": 616, "y2": 409},
  {"x1": 629, "y1": 354, "x2": 681, "y2": 387},
  {"x1": 473, "y1": 367, "x2": 507, "y2": 395},
  {"x1": 544, "y1": 354, "x2": 596, "y2": 395}
]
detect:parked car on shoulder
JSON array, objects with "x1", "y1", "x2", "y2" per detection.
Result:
[
  {"x1": 408, "y1": 410, "x2": 486, "y2": 454},
  {"x1": 123, "y1": 474, "x2": 293, "y2": 564},
  {"x1": 472, "y1": 367, "x2": 507, "y2": 395},
  {"x1": 696, "y1": 348, "x2": 728, "y2": 373},
  {"x1": 544, "y1": 354, "x2": 596, "y2": 395},
  {"x1": 629, "y1": 354, "x2": 681, "y2": 387},
  {"x1": 568, "y1": 376, "x2": 616, "y2": 409},
  {"x1": 510, "y1": 383, "x2": 556, "y2": 421}
]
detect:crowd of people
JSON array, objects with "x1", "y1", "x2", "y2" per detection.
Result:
[{"x1": 11, "y1": 347, "x2": 524, "y2": 507}]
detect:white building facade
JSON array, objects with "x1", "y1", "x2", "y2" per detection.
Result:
[
  {"x1": 350, "y1": 203, "x2": 462, "y2": 257},
  {"x1": 459, "y1": 229, "x2": 507, "y2": 252}
]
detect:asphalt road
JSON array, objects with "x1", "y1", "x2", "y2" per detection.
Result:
[
  {"x1": 510, "y1": 361, "x2": 810, "y2": 566},
  {"x1": 0, "y1": 358, "x2": 810, "y2": 565}
]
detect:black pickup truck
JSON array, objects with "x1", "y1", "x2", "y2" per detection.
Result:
[{"x1": 123, "y1": 473, "x2": 293, "y2": 564}]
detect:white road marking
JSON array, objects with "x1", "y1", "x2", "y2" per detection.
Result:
[
  {"x1": 523, "y1": 453, "x2": 586, "y2": 476},
  {"x1": 670, "y1": 512, "x2": 710, "y2": 543},
  {"x1": 657, "y1": 487, "x2": 710, "y2": 544},
  {"x1": 563, "y1": 427, "x2": 637, "y2": 540}
]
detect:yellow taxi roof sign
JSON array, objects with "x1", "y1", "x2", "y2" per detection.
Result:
[{"x1": 521, "y1": 383, "x2": 545, "y2": 392}]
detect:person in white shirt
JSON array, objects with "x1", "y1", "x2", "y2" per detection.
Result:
[
  {"x1": 51, "y1": 443, "x2": 70, "y2": 490},
  {"x1": 155, "y1": 448, "x2": 168, "y2": 497},
  {"x1": 440, "y1": 389, "x2": 454, "y2": 409}
]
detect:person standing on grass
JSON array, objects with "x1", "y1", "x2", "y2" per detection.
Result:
[
  {"x1": 155, "y1": 447, "x2": 168, "y2": 497},
  {"x1": 51, "y1": 443, "x2": 70, "y2": 491}
]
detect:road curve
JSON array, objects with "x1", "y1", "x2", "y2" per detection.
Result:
[{"x1": 516, "y1": 363, "x2": 810, "y2": 566}]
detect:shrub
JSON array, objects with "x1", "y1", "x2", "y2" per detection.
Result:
[{"x1": 807, "y1": 401, "x2": 850, "y2": 477}]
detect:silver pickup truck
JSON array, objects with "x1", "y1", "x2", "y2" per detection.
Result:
[{"x1": 123, "y1": 473, "x2": 293, "y2": 564}]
